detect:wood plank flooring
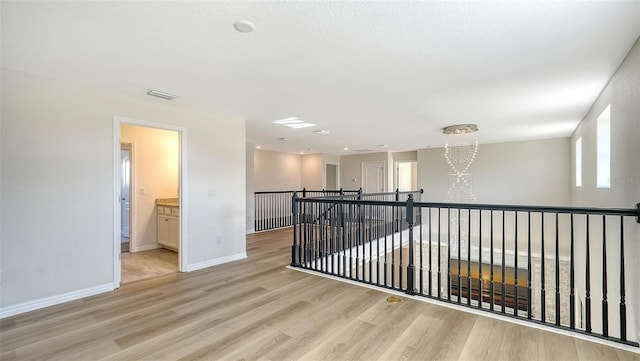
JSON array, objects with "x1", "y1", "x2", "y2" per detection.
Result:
[
  {"x1": 121, "y1": 248, "x2": 178, "y2": 284},
  {"x1": 1, "y1": 228, "x2": 638, "y2": 361}
]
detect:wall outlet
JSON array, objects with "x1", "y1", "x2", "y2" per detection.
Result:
[{"x1": 216, "y1": 235, "x2": 222, "y2": 244}]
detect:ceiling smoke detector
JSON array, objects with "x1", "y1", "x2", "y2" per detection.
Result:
[{"x1": 234, "y1": 20, "x2": 255, "y2": 33}]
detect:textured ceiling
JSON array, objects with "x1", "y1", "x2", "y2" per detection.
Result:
[{"x1": 2, "y1": 1, "x2": 639, "y2": 155}]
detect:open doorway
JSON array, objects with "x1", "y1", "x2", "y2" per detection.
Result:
[
  {"x1": 325, "y1": 163, "x2": 339, "y2": 190},
  {"x1": 114, "y1": 117, "x2": 186, "y2": 288},
  {"x1": 395, "y1": 161, "x2": 417, "y2": 191}
]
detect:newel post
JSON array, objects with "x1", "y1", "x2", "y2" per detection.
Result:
[
  {"x1": 291, "y1": 192, "x2": 300, "y2": 266},
  {"x1": 405, "y1": 194, "x2": 416, "y2": 295}
]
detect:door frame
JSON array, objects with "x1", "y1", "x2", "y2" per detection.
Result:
[
  {"x1": 120, "y1": 139, "x2": 135, "y2": 250},
  {"x1": 113, "y1": 116, "x2": 188, "y2": 288}
]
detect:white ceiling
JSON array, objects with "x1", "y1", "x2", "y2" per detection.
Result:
[{"x1": 2, "y1": 1, "x2": 639, "y2": 155}]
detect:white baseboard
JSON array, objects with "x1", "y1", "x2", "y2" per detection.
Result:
[
  {"x1": 131, "y1": 243, "x2": 160, "y2": 252},
  {"x1": 185, "y1": 252, "x2": 247, "y2": 272},
  {"x1": 0, "y1": 283, "x2": 114, "y2": 319}
]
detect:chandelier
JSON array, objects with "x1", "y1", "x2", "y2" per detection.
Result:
[{"x1": 443, "y1": 124, "x2": 479, "y2": 259}]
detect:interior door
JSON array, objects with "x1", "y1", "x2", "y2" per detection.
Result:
[
  {"x1": 120, "y1": 147, "x2": 131, "y2": 238},
  {"x1": 363, "y1": 161, "x2": 384, "y2": 193},
  {"x1": 325, "y1": 163, "x2": 338, "y2": 190}
]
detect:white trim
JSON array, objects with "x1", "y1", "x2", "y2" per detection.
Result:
[
  {"x1": 113, "y1": 116, "x2": 189, "y2": 287},
  {"x1": 113, "y1": 121, "x2": 122, "y2": 288},
  {"x1": 0, "y1": 284, "x2": 113, "y2": 319},
  {"x1": 185, "y1": 252, "x2": 247, "y2": 272},
  {"x1": 120, "y1": 138, "x2": 136, "y2": 253},
  {"x1": 286, "y1": 267, "x2": 640, "y2": 354}
]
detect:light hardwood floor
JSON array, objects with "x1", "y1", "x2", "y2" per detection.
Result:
[
  {"x1": 121, "y1": 248, "x2": 179, "y2": 284},
  {"x1": 1, "y1": 228, "x2": 638, "y2": 361}
]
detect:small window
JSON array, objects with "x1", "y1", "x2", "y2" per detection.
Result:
[
  {"x1": 596, "y1": 105, "x2": 611, "y2": 189},
  {"x1": 575, "y1": 137, "x2": 582, "y2": 187}
]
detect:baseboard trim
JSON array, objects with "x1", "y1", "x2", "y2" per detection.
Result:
[
  {"x1": 185, "y1": 252, "x2": 247, "y2": 272},
  {"x1": 0, "y1": 283, "x2": 114, "y2": 319},
  {"x1": 131, "y1": 243, "x2": 160, "y2": 252}
]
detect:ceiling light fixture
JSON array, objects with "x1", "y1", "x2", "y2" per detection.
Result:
[
  {"x1": 255, "y1": 145, "x2": 261, "y2": 149},
  {"x1": 234, "y1": 20, "x2": 255, "y2": 33},
  {"x1": 442, "y1": 124, "x2": 479, "y2": 134},
  {"x1": 273, "y1": 117, "x2": 316, "y2": 129},
  {"x1": 343, "y1": 147, "x2": 349, "y2": 151},
  {"x1": 146, "y1": 89, "x2": 177, "y2": 100},
  {"x1": 314, "y1": 130, "x2": 330, "y2": 135}
]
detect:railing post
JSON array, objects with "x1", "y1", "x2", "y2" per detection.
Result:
[
  {"x1": 291, "y1": 192, "x2": 300, "y2": 266},
  {"x1": 357, "y1": 188, "x2": 362, "y2": 200},
  {"x1": 339, "y1": 187, "x2": 344, "y2": 196},
  {"x1": 395, "y1": 188, "x2": 399, "y2": 201},
  {"x1": 405, "y1": 194, "x2": 416, "y2": 295},
  {"x1": 302, "y1": 187, "x2": 307, "y2": 198}
]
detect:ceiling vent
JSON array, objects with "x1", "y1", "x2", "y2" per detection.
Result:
[{"x1": 146, "y1": 89, "x2": 177, "y2": 100}]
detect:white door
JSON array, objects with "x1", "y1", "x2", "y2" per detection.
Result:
[
  {"x1": 120, "y1": 147, "x2": 131, "y2": 238},
  {"x1": 362, "y1": 161, "x2": 385, "y2": 193}
]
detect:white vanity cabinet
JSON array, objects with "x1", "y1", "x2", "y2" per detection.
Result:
[{"x1": 157, "y1": 206, "x2": 179, "y2": 251}]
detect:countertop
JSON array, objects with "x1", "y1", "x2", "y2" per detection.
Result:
[{"x1": 156, "y1": 198, "x2": 179, "y2": 207}]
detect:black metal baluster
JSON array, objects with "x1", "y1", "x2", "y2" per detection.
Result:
[
  {"x1": 479, "y1": 210, "x2": 483, "y2": 309},
  {"x1": 602, "y1": 215, "x2": 608, "y2": 337},
  {"x1": 555, "y1": 213, "x2": 560, "y2": 326},
  {"x1": 541, "y1": 212, "x2": 546, "y2": 322},
  {"x1": 619, "y1": 216, "x2": 627, "y2": 341},
  {"x1": 438, "y1": 208, "x2": 442, "y2": 299},
  {"x1": 501, "y1": 211, "x2": 506, "y2": 313},
  {"x1": 458, "y1": 208, "x2": 462, "y2": 304},
  {"x1": 490, "y1": 210, "x2": 495, "y2": 311},
  {"x1": 400, "y1": 205, "x2": 404, "y2": 290},
  {"x1": 428, "y1": 208, "x2": 432, "y2": 297},
  {"x1": 448, "y1": 207, "x2": 452, "y2": 301},
  {"x1": 527, "y1": 212, "x2": 532, "y2": 320},
  {"x1": 467, "y1": 209, "x2": 472, "y2": 306},
  {"x1": 570, "y1": 214, "x2": 575, "y2": 329},
  {"x1": 586, "y1": 215, "x2": 591, "y2": 333},
  {"x1": 392, "y1": 206, "x2": 396, "y2": 289},
  {"x1": 514, "y1": 212, "x2": 519, "y2": 317}
]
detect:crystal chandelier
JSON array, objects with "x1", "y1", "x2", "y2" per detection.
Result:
[{"x1": 443, "y1": 124, "x2": 479, "y2": 259}]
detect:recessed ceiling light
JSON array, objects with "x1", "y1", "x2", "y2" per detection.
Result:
[
  {"x1": 234, "y1": 20, "x2": 255, "y2": 33},
  {"x1": 273, "y1": 117, "x2": 316, "y2": 129},
  {"x1": 343, "y1": 147, "x2": 349, "y2": 151},
  {"x1": 273, "y1": 117, "x2": 303, "y2": 124},
  {"x1": 314, "y1": 130, "x2": 330, "y2": 135},
  {"x1": 147, "y1": 89, "x2": 177, "y2": 100},
  {"x1": 255, "y1": 145, "x2": 261, "y2": 149},
  {"x1": 378, "y1": 144, "x2": 389, "y2": 148}
]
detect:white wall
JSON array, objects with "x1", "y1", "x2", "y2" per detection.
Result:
[
  {"x1": 253, "y1": 150, "x2": 302, "y2": 192},
  {"x1": 0, "y1": 69, "x2": 246, "y2": 312},
  {"x1": 340, "y1": 152, "x2": 389, "y2": 191},
  {"x1": 417, "y1": 138, "x2": 571, "y2": 206},
  {"x1": 121, "y1": 124, "x2": 179, "y2": 250},
  {"x1": 571, "y1": 37, "x2": 640, "y2": 342},
  {"x1": 246, "y1": 143, "x2": 255, "y2": 233},
  {"x1": 301, "y1": 153, "x2": 323, "y2": 190}
]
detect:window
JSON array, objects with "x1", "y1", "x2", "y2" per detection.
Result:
[
  {"x1": 575, "y1": 137, "x2": 582, "y2": 187},
  {"x1": 596, "y1": 105, "x2": 611, "y2": 188}
]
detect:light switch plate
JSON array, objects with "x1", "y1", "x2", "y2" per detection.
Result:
[{"x1": 208, "y1": 188, "x2": 216, "y2": 197}]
